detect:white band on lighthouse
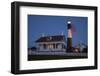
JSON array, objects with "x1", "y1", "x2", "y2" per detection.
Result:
[{"x1": 68, "y1": 29, "x2": 72, "y2": 38}]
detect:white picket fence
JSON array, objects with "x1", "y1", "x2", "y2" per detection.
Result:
[{"x1": 28, "y1": 50, "x2": 87, "y2": 56}]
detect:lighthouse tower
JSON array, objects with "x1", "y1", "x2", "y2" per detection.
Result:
[{"x1": 67, "y1": 21, "x2": 72, "y2": 52}]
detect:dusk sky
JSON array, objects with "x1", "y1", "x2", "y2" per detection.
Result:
[{"x1": 28, "y1": 15, "x2": 88, "y2": 48}]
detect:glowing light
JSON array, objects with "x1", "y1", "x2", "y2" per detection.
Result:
[{"x1": 67, "y1": 21, "x2": 71, "y2": 24}]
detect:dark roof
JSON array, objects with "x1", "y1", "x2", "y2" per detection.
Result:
[{"x1": 35, "y1": 35, "x2": 66, "y2": 42}]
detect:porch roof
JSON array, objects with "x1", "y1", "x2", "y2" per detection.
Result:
[{"x1": 36, "y1": 35, "x2": 66, "y2": 42}]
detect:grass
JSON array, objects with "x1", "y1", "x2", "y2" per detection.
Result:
[{"x1": 28, "y1": 55, "x2": 88, "y2": 61}]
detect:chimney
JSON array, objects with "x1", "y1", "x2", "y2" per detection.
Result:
[
  {"x1": 41, "y1": 33, "x2": 45, "y2": 37},
  {"x1": 61, "y1": 32, "x2": 64, "y2": 35}
]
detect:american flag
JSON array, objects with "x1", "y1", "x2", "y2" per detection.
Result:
[{"x1": 71, "y1": 23, "x2": 76, "y2": 34}]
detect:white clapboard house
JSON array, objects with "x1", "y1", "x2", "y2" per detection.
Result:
[{"x1": 35, "y1": 35, "x2": 66, "y2": 52}]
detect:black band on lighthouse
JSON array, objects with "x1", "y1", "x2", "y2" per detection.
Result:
[{"x1": 67, "y1": 24, "x2": 71, "y2": 29}]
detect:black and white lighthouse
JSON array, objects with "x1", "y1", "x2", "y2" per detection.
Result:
[{"x1": 67, "y1": 21, "x2": 72, "y2": 52}]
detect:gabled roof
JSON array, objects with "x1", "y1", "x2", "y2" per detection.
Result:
[{"x1": 35, "y1": 35, "x2": 66, "y2": 42}]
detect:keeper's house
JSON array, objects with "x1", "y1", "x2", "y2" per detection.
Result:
[{"x1": 35, "y1": 35, "x2": 66, "y2": 51}]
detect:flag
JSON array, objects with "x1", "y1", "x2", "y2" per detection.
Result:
[{"x1": 71, "y1": 24, "x2": 76, "y2": 34}]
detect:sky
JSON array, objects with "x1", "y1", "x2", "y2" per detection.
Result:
[{"x1": 28, "y1": 15, "x2": 88, "y2": 48}]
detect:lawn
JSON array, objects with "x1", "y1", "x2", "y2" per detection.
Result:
[{"x1": 28, "y1": 55, "x2": 88, "y2": 61}]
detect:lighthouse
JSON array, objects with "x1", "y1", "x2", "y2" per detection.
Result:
[{"x1": 67, "y1": 21, "x2": 72, "y2": 52}]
